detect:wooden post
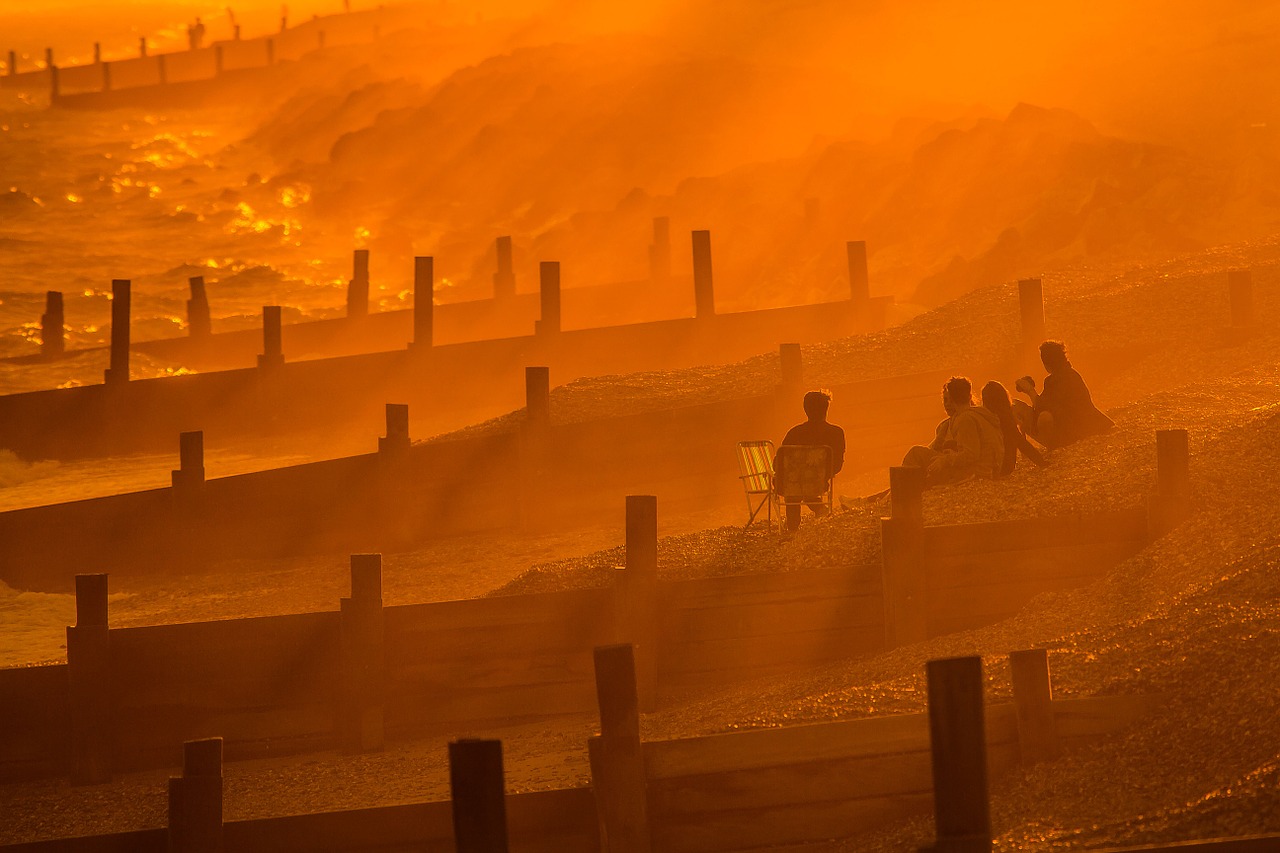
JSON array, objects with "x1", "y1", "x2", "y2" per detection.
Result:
[
  {"x1": 157, "y1": 54, "x2": 167, "y2": 85},
  {"x1": 412, "y1": 256, "x2": 433, "y2": 348},
  {"x1": 926, "y1": 656, "x2": 991, "y2": 853},
  {"x1": 691, "y1": 230, "x2": 715, "y2": 320},
  {"x1": 338, "y1": 554, "x2": 385, "y2": 752},
  {"x1": 615, "y1": 495, "x2": 659, "y2": 712},
  {"x1": 49, "y1": 66, "x2": 60, "y2": 101},
  {"x1": 45, "y1": 47, "x2": 53, "y2": 69},
  {"x1": 779, "y1": 343, "x2": 802, "y2": 392},
  {"x1": 94, "y1": 42, "x2": 101, "y2": 64},
  {"x1": 1228, "y1": 269, "x2": 1253, "y2": 329},
  {"x1": 538, "y1": 261, "x2": 561, "y2": 336},
  {"x1": 187, "y1": 276, "x2": 211, "y2": 338},
  {"x1": 8, "y1": 51, "x2": 16, "y2": 77},
  {"x1": 1148, "y1": 429, "x2": 1191, "y2": 537},
  {"x1": 493, "y1": 236, "x2": 515, "y2": 299},
  {"x1": 234, "y1": 25, "x2": 241, "y2": 41},
  {"x1": 214, "y1": 45, "x2": 224, "y2": 76},
  {"x1": 882, "y1": 466, "x2": 927, "y2": 648},
  {"x1": 171, "y1": 430, "x2": 205, "y2": 492},
  {"x1": 104, "y1": 279, "x2": 130, "y2": 385},
  {"x1": 847, "y1": 240, "x2": 869, "y2": 306},
  {"x1": 449, "y1": 739, "x2": 509, "y2": 853},
  {"x1": 587, "y1": 644, "x2": 653, "y2": 853},
  {"x1": 266, "y1": 38, "x2": 275, "y2": 65},
  {"x1": 379, "y1": 404, "x2": 410, "y2": 454},
  {"x1": 102, "y1": 62, "x2": 112, "y2": 92},
  {"x1": 140, "y1": 37, "x2": 148, "y2": 58},
  {"x1": 40, "y1": 291, "x2": 64, "y2": 360},
  {"x1": 525, "y1": 366, "x2": 550, "y2": 432},
  {"x1": 649, "y1": 217, "x2": 671, "y2": 283},
  {"x1": 1018, "y1": 278, "x2": 1046, "y2": 369},
  {"x1": 1009, "y1": 649, "x2": 1060, "y2": 765},
  {"x1": 257, "y1": 305, "x2": 284, "y2": 368},
  {"x1": 168, "y1": 738, "x2": 223, "y2": 853},
  {"x1": 67, "y1": 573, "x2": 111, "y2": 785},
  {"x1": 347, "y1": 249, "x2": 370, "y2": 318}
]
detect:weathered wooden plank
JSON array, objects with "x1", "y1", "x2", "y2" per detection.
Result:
[
  {"x1": 663, "y1": 566, "x2": 881, "y2": 612},
  {"x1": 384, "y1": 588, "x2": 613, "y2": 637},
  {"x1": 385, "y1": 679, "x2": 598, "y2": 728},
  {"x1": 1089, "y1": 836, "x2": 1280, "y2": 853},
  {"x1": 663, "y1": 593, "x2": 883, "y2": 644},
  {"x1": 927, "y1": 569, "x2": 1112, "y2": 625},
  {"x1": 0, "y1": 829, "x2": 168, "y2": 852},
  {"x1": 927, "y1": 540, "x2": 1140, "y2": 592},
  {"x1": 922, "y1": 508, "x2": 1148, "y2": 557},
  {"x1": 392, "y1": 650, "x2": 596, "y2": 693},
  {"x1": 660, "y1": 625, "x2": 884, "y2": 677},
  {"x1": 1054, "y1": 693, "x2": 1156, "y2": 741}
]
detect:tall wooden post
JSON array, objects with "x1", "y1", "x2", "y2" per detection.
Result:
[
  {"x1": 157, "y1": 54, "x2": 168, "y2": 85},
  {"x1": 140, "y1": 37, "x2": 148, "y2": 58},
  {"x1": 257, "y1": 305, "x2": 284, "y2": 368},
  {"x1": 94, "y1": 43, "x2": 101, "y2": 64},
  {"x1": 168, "y1": 738, "x2": 223, "y2": 853},
  {"x1": 379, "y1": 404, "x2": 410, "y2": 454},
  {"x1": 412, "y1": 256, "x2": 433, "y2": 348},
  {"x1": 538, "y1": 261, "x2": 561, "y2": 336},
  {"x1": 1228, "y1": 269, "x2": 1253, "y2": 330},
  {"x1": 847, "y1": 240, "x2": 869, "y2": 306},
  {"x1": 104, "y1": 279, "x2": 130, "y2": 385},
  {"x1": 882, "y1": 465, "x2": 927, "y2": 648},
  {"x1": 616, "y1": 495, "x2": 659, "y2": 712},
  {"x1": 1009, "y1": 648, "x2": 1060, "y2": 765},
  {"x1": 1018, "y1": 278, "x2": 1046, "y2": 369},
  {"x1": 449, "y1": 739, "x2": 509, "y2": 853},
  {"x1": 187, "y1": 276, "x2": 212, "y2": 338},
  {"x1": 339, "y1": 554, "x2": 386, "y2": 752},
  {"x1": 649, "y1": 217, "x2": 671, "y2": 283},
  {"x1": 525, "y1": 366, "x2": 550, "y2": 432},
  {"x1": 102, "y1": 62, "x2": 112, "y2": 92},
  {"x1": 7, "y1": 51, "x2": 16, "y2": 77},
  {"x1": 45, "y1": 47, "x2": 53, "y2": 69},
  {"x1": 927, "y1": 656, "x2": 991, "y2": 853},
  {"x1": 588, "y1": 644, "x2": 653, "y2": 853},
  {"x1": 67, "y1": 573, "x2": 111, "y2": 785},
  {"x1": 520, "y1": 367, "x2": 552, "y2": 529},
  {"x1": 347, "y1": 249, "x2": 370, "y2": 318},
  {"x1": 779, "y1": 343, "x2": 802, "y2": 393},
  {"x1": 171, "y1": 430, "x2": 206, "y2": 492},
  {"x1": 691, "y1": 230, "x2": 715, "y2": 320},
  {"x1": 49, "y1": 66, "x2": 60, "y2": 101},
  {"x1": 40, "y1": 291, "x2": 64, "y2": 360},
  {"x1": 1148, "y1": 429, "x2": 1191, "y2": 537},
  {"x1": 493, "y1": 236, "x2": 515, "y2": 299}
]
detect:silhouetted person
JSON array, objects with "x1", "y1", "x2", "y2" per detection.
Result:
[
  {"x1": 189, "y1": 18, "x2": 206, "y2": 50},
  {"x1": 981, "y1": 380, "x2": 1045, "y2": 477},
  {"x1": 902, "y1": 376, "x2": 1003, "y2": 486},
  {"x1": 1014, "y1": 340, "x2": 1113, "y2": 450},
  {"x1": 779, "y1": 389, "x2": 845, "y2": 532}
]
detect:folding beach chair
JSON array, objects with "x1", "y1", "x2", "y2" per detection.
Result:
[
  {"x1": 773, "y1": 445, "x2": 834, "y2": 527},
  {"x1": 735, "y1": 440, "x2": 778, "y2": 530}
]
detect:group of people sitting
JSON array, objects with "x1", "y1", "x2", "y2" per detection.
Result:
[{"x1": 776, "y1": 340, "x2": 1112, "y2": 531}]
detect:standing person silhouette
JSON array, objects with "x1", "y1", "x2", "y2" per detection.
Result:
[{"x1": 779, "y1": 390, "x2": 845, "y2": 532}]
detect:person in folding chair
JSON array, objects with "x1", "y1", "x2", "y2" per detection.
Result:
[{"x1": 777, "y1": 390, "x2": 845, "y2": 532}]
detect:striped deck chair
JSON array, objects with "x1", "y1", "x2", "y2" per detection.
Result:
[{"x1": 736, "y1": 440, "x2": 778, "y2": 530}]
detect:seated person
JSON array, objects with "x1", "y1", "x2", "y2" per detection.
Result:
[
  {"x1": 981, "y1": 380, "x2": 1046, "y2": 476},
  {"x1": 779, "y1": 389, "x2": 845, "y2": 531},
  {"x1": 1013, "y1": 340, "x2": 1113, "y2": 450},
  {"x1": 902, "y1": 376, "x2": 1004, "y2": 486}
]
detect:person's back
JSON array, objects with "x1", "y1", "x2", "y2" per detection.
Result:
[
  {"x1": 779, "y1": 389, "x2": 845, "y2": 531},
  {"x1": 1034, "y1": 342, "x2": 1113, "y2": 448}
]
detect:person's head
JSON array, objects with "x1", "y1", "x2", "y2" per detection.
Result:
[
  {"x1": 942, "y1": 376, "x2": 973, "y2": 415},
  {"x1": 1039, "y1": 340, "x2": 1069, "y2": 374},
  {"x1": 802, "y1": 389, "x2": 832, "y2": 421},
  {"x1": 981, "y1": 380, "x2": 1013, "y2": 421}
]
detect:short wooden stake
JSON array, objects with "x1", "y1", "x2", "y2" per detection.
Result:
[
  {"x1": 691, "y1": 230, "x2": 715, "y2": 320},
  {"x1": 257, "y1": 305, "x2": 284, "y2": 368},
  {"x1": 213, "y1": 46, "x2": 223, "y2": 75},
  {"x1": 140, "y1": 37, "x2": 148, "y2": 58},
  {"x1": 379, "y1": 403, "x2": 410, "y2": 454},
  {"x1": 1228, "y1": 269, "x2": 1253, "y2": 329},
  {"x1": 265, "y1": 38, "x2": 275, "y2": 65},
  {"x1": 1148, "y1": 429, "x2": 1191, "y2": 536},
  {"x1": 779, "y1": 343, "x2": 803, "y2": 391},
  {"x1": 168, "y1": 738, "x2": 223, "y2": 853},
  {"x1": 102, "y1": 61, "x2": 112, "y2": 92},
  {"x1": 157, "y1": 54, "x2": 167, "y2": 85},
  {"x1": 926, "y1": 656, "x2": 992, "y2": 853},
  {"x1": 493, "y1": 236, "x2": 515, "y2": 299},
  {"x1": 7, "y1": 51, "x2": 16, "y2": 77},
  {"x1": 412, "y1": 256, "x2": 433, "y2": 348},
  {"x1": 525, "y1": 366, "x2": 550, "y2": 432},
  {"x1": 67, "y1": 573, "x2": 111, "y2": 785},
  {"x1": 171, "y1": 430, "x2": 206, "y2": 492},
  {"x1": 847, "y1": 240, "x2": 869, "y2": 306},
  {"x1": 588, "y1": 644, "x2": 653, "y2": 853},
  {"x1": 1009, "y1": 649, "x2": 1060, "y2": 765},
  {"x1": 538, "y1": 261, "x2": 561, "y2": 336},
  {"x1": 187, "y1": 277, "x2": 211, "y2": 338},
  {"x1": 104, "y1": 279, "x2": 130, "y2": 385},
  {"x1": 45, "y1": 47, "x2": 53, "y2": 69},
  {"x1": 93, "y1": 43, "x2": 101, "y2": 64},
  {"x1": 347, "y1": 249, "x2": 370, "y2": 318},
  {"x1": 616, "y1": 496, "x2": 659, "y2": 712},
  {"x1": 649, "y1": 217, "x2": 671, "y2": 282},
  {"x1": 449, "y1": 739, "x2": 509, "y2": 853},
  {"x1": 882, "y1": 466, "x2": 926, "y2": 648},
  {"x1": 339, "y1": 554, "x2": 385, "y2": 752},
  {"x1": 40, "y1": 291, "x2": 64, "y2": 360}
]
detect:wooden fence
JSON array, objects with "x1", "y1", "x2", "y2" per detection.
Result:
[
  {"x1": 0, "y1": 436, "x2": 1187, "y2": 784},
  {"x1": 0, "y1": 647, "x2": 1167, "y2": 853}
]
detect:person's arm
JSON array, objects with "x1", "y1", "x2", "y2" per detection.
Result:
[
  {"x1": 941, "y1": 413, "x2": 981, "y2": 470},
  {"x1": 831, "y1": 428, "x2": 846, "y2": 477},
  {"x1": 1015, "y1": 427, "x2": 1047, "y2": 467},
  {"x1": 928, "y1": 419, "x2": 949, "y2": 451}
]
